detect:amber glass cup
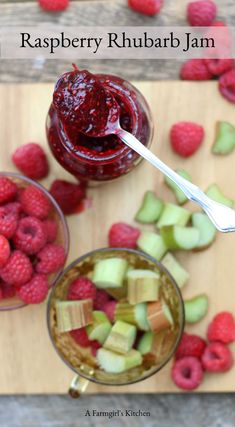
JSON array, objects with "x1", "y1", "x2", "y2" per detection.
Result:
[{"x1": 47, "y1": 248, "x2": 184, "y2": 396}]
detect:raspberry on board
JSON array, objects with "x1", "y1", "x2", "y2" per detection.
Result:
[
  {"x1": 0, "y1": 235, "x2": 10, "y2": 268},
  {"x1": 187, "y1": 1, "x2": 217, "y2": 27},
  {"x1": 128, "y1": 0, "x2": 163, "y2": 16},
  {"x1": 202, "y1": 342, "x2": 234, "y2": 373},
  {"x1": 38, "y1": 0, "x2": 69, "y2": 11},
  {"x1": 204, "y1": 59, "x2": 234, "y2": 77},
  {"x1": 175, "y1": 333, "x2": 206, "y2": 360},
  {"x1": 180, "y1": 59, "x2": 213, "y2": 81},
  {"x1": 36, "y1": 243, "x2": 66, "y2": 274},
  {"x1": 207, "y1": 311, "x2": 235, "y2": 344},
  {"x1": 171, "y1": 356, "x2": 204, "y2": 391},
  {"x1": 18, "y1": 274, "x2": 49, "y2": 304},
  {"x1": 67, "y1": 277, "x2": 97, "y2": 301},
  {"x1": 0, "y1": 250, "x2": 33, "y2": 287},
  {"x1": 219, "y1": 70, "x2": 235, "y2": 104},
  {"x1": 20, "y1": 185, "x2": 52, "y2": 220},
  {"x1": 13, "y1": 216, "x2": 47, "y2": 255},
  {"x1": 170, "y1": 121, "x2": 204, "y2": 157},
  {"x1": 0, "y1": 177, "x2": 17, "y2": 205},
  {"x1": 50, "y1": 179, "x2": 86, "y2": 215},
  {"x1": 108, "y1": 222, "x2": 140, "y2": 249},
  {"x1": 12, "y1": 143, "x2": 49, "y2": 180}
]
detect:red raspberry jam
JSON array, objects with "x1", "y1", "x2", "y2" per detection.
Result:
[{"x1": 47, "y1": 69, "x2": 153, "y2": 183}]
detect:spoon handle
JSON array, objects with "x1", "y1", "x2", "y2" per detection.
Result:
[{"x1": 116, "y1": 128, "x2": 235, "y2": 233}]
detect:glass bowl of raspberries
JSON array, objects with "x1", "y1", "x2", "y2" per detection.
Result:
[
  {"x1": 0, "y1": 172, "x2": 69, "y2": 311},
  {"x1": 47, "y1": 247, "x2": 184, "y2": 394}
]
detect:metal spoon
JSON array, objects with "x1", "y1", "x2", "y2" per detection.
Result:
[{"x1": 91, "y1": 99, "x2": 235, "y2": 233}]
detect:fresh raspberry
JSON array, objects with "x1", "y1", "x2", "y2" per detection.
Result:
[
  {"x1": 171, "y1": 356, "x2": 203, "y2": 390},
  {"x1": 13, "y1": 216, "x2": 47, "y2": 255},
  {"x1": 180, "y1": 59, "x2": 213, "y2": 81},
  {"x1": 12, "y1": 143, "x2": 49, "y2": 180},
  {"x1": 70, "y1": 327, "x2": 91, "y2": 347},
  {"x1": 187, "y1": 1, "x2": 217, "y2": 26},
  {"x1": 103, "y1": 300, "x2": 117, "y2": 322},
  {"x1": 43, "y1": 219, "x2": 58, "y2": 243},
  {"x1": 67, "y1": 277, "x2": 97, "y2": 301},
  {"x1": 219, "y1": 69, "x2": 235, "y2": 104},
  {"x1": 0, "y1": 250, "x2": 33, "y2": 287},
  {"x1": 204, "y1": 59, "x2": 234, "y2": 77},
  {"x1": 91, "y1": 340, "x2": 102, "y2": 357},
  {"x1": 0, "y1": 235, "x2": 10, "y2": 268},
  {"x1": 170, "y1": 121, "x2": 204, "y2": 157},
  {"x1": 36, "y1": 243, "x2": 66, "y2": 274},
  {"x1": 1, "y1": 282, "x2": 16, "y2": 298},
  {"x1": 38, "y1": 0, "x2": 69, "y2": 11},
  {"x1": 0, "y1": 206, "x2": 18, "y2": 239},
  {"x1": 94, "y1": 289, "x2": 110, "y2": 310},
  {"x1": 50, "y1": 180, "x2": 86, "y2": 215},
  {"x1": 20, "y1": 185, "x2": 52, "y2": 219},
  {"x1": 175, "y1": 333, "x2": 206, "y2": 360},
  {"x1": 108, "y1": 222, "x2": 140, "y2": 249},
  {"x1": 4, "y1": 202, "x2": 22, "y2": 216},
  {"x1": 207, "y1": 311, "x2": 235, "y2": 344},
  {"x1": 0, "y1": 287, "x2": 3, "y2": 300},
  {"x1": 0, "y1": 177, "x2": 17, "y2": 204},
  {"x1": 202, "y1": 342, "x2": 234, "y2": 373},
  {"x1": 128, "y1": 0, "x2": 163, "y2": 16},
  {"x1": 17, "y1": 274, "x2": 49, "y2": 304}
]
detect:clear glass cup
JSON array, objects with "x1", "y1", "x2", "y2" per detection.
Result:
[
  {"x1": 47, "y1": 248, "x2": 184, "y2": 396},
  {"x1": 0, "y1": 172, "x2": 69, "y2": 311},
  {"x1": 46, "y1": 74, "x2": 154, "y2": 184}
]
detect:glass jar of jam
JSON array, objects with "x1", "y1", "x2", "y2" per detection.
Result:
[{"x1": 46, "y1": 70, "x2": 154, "y2": 183}]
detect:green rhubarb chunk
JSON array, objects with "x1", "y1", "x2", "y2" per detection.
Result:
[
  {"x1": 206, "y1": 184, "x2": 234, "y2": 208},
  {"x1": 92, "y1": 258, "x2": 129, "y2": 289},
  {"x1": 137, "y1": 331, "x2": 155, "y2": 355},
  {"x1": 97, "y1": 348, "x2": 143, "y2": 374},
  {"x1": 161, "y1": 253, "x2": 189, "y2": 288},
  {"x1": 115, "y1": 302, "x2": 150, "y2": 331},
  {"x1": 157, "y1": 203, "x2": 191, "y2": 228},
  {"x1": 137, "y1": 231, "x2": 167, "y2": 260},
  {"x1": 212, "y1": 121, "x2": 235, "y2": 155},
  {"x1": 165, "y1": 169, "x2": 192, "y2": 205},
  {"x1": 86, "y1": 311, "x2": 111, "y2": 345},
  {"x1": 184, "y1": 294, "x2": 209, "y2": 324},
  {"x1": 104, "y1": 320, "x2": 137, "y2": 354},
  {"x1": 161, "y1": 225, "x2": 199, "y2": 250},
  {"x1": 192, "y1": 212, "x2": 216, "y2": 249},
  {"x1": 135, "y1": 191, "x2": 164, "y2": 223},
  {"x1": 127, "y1": 269, "x2": 160, "y2": 304}
]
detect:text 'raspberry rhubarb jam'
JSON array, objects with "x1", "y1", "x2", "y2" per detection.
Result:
[{"x1": 46, "y1": 67, "x2": 153, "y2": 183}]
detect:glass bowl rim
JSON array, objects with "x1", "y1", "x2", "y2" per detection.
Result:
[
  {"x1": 47, "y1": 247, "x2": 185, "y2": 387},
  {"x1": 0, "y1": 171, "x2": 70, "y2": 311}
]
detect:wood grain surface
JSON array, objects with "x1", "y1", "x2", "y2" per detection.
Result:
[
  {"x1": 0, "y1": 0, "x2": 234, "y2": 82},
  {"x1": 0, "y1": 80, "x2": 235, "y2": 394}
]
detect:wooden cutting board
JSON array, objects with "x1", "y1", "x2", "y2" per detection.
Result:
[{"x1": 0, "y1": 81, "x2": 235, "y2": 394}]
